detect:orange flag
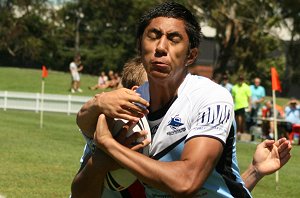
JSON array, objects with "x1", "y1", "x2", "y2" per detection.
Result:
[
  {"x1": 271, "y1": 67, "x2": 281, "y2": 92},
  {"x1": 42, "y1": 65, "x2": 48, "y2": 79}
]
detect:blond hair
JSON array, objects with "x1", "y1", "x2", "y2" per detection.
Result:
[{"x1": 121, "y1": 56, "x2": 147, "y2": 89}]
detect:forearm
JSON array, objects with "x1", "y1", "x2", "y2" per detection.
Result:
[
  {"x1": 241, "y1": 163, "x2": 263, "y2": 192},
  {"x1": 102, "y1": 138, "x2": 219, "y2": 197},
  {"x1": 71, "y1": 149, "x2": 110, "y2": 198},
  {"x1": 77, "y1": 96, "x2": 102, "y2": 138}
]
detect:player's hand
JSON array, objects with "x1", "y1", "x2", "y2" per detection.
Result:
[
  {"x1": 94, "y1": 88, "x2": 149, "y2": 122},
  {"x1": 114, "y1": 119, "x2": 151, "y2": 151},
  {"x1": 94, "y1": 114, "x2": 150, "y2": 152},
  {"x1": 252, "y1": 138, "x2": 292, "y2": 177}
]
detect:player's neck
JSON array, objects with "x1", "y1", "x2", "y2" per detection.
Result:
[{"x1": 148, "y1": 78, "x2": 184, "y2": 112}]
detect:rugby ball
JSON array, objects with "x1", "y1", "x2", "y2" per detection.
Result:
[{"x1": 104, "y1": 116, "x2": 151, "y2": 191}]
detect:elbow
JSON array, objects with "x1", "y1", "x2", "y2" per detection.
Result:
[
  {"x1": 170, "y1": 180, "x2": 200, "y2": 198},
  {"x1": 71, "y1": 177, "x2": 84, "y2": 198},
  {"x1": 76, "y1": 111, "x2": 82, "y2": 128}
]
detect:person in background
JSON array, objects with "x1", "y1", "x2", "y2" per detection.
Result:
[
  {"x1": 249, "y1": 77, "x2": 266, "y2": 129},
  {"x1": 232, "y1": 74, "x2": 252, "y2": 134},
  {"x1": 106, "y1": 70, "x2": 118, "y2": 89},
  {"x1": 261, "y1": 100, "x2": 285, "y2": 139},
  {"x1": 284, "y1": 97, "x2": 300, "y2": 132},
  {"x1": 113, "y1": 72, "x2": 121, "y2": 89},
  {"x1": 89, "y1": 71, "x2": 108, "y2": 90},
  {"x1": 220, "y1": 74, "x2": 233, "y2": 93},
  {"x1": 70, "y1": 54, "x2": 84, "y2": 93}
]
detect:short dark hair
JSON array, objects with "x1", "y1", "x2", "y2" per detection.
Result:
[{"x1": 136, "y1": 1, "x2": 202, "y2": 52}]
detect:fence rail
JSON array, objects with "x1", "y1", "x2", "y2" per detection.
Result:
[{"x1": 0, "y1": 91, "x2": 91, "y2": 115}]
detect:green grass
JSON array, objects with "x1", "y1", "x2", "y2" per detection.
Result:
[
  {"x1": 0, "y1": 67, "x2": 298, "y2": 197},
  {"x1": 0, "y1": 109, "x2": 85, "y2": 198},
  {"x1": 237, "y1": 142, "x2": 300, "y2": 198},
  {"x1": 0, "y1": 109, "x2": 299, "y2": 197},
  {"x1": 0, "y1": 67, "x2": 110, "y2": 96}
]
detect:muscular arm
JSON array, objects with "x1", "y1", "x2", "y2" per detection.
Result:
[
  {"x1": 71, "y1": 149, "x2": 114, "y2": 198},
  {"x1": 95, "y1": 114, "x2": 223, "y2": 197},
  {"x1": 76, "y1": 88, "x2": 149, "y2": 138}
]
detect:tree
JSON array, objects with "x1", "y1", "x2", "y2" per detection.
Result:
[
  {"x1": 189, "y1": 0, "x2": 285, "y2": 87},
  {"x1": 58, "y1": 0, "x2": 162, "y2": 74},
  {"x1": 0, "y1": 0, "x2": 59, "y2": 68},
  {"x1": 278, "y1": 0, "x2": 300, "y2": 96}
]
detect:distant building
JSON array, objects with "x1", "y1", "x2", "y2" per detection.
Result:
[{"x1": 189, "y1": 38, "x2": 217, "y2": 79}]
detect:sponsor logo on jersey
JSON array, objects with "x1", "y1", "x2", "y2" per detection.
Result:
[
  {"x1": 167, "y1": 115, "x2": 184, "y2": 130},
  {"x1": 197, "y1": 104, "x2": 231, "y2": 132},
  {"x1": 167, "y1": 115, "x2": 186, "y2": 136}
]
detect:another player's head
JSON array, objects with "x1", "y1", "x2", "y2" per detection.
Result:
[{"x1": 120, "y1": 56, "x2": 147, "y2": 90}]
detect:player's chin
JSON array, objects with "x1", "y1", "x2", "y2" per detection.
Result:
[{"x1": 148, "y1": 70, "x2": 170, "y2": 80}]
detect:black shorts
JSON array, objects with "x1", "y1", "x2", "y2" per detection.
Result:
[{"x1": 235, "y1": 108, "x2": 246, "y2": 116}]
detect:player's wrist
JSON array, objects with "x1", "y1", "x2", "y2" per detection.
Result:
[
  {"x1": 93, "y1": 92, "x2": 106, "y2": 114},
  {"x1": 250, "y1": 163, "x2": 264, "y2": 180}
]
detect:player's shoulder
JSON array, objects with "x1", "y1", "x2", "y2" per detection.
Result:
[
  {"x1": 137, "y1": 82, "x2": 150, "y2": 102},
  {"x1": 182, "y1": 74, "x2": 232, "y2": 101}
]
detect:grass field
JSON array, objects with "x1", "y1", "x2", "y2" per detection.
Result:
[
  {"x1": 0, "y1": 67, "x2": 299, "y2": 197},
  {"x1": 0, "y1": 67, "x2": 109, "y2": 96},
  {"x1": 0, "y1": 66, "x2": 289, "y2": 105},
  {"x1": 0, "y1": 109, "x2": 299, "y2": 198}
]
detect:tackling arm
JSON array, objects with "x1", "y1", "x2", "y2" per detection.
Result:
[{"x1": 95, "y1": 114, "x2": 223, "y2": 197}]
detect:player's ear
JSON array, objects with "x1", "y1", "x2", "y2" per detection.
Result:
[
  {"x1": 131, "y1": 85, "x2": 139, "y2": 91},
  {"x1": 186, "y1": 48, "x2": 198, "y2": 66}
]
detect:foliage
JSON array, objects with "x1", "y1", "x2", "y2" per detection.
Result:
[
  {"x1": 56, "y1": 0, "x2": 161, "y2": 74},
  {"x1": 277, "y1": 0, "x2": 300, "y2": 94},
  {"x1": 0, "y1": 0, "x2": 299, "y2": 88},
  {"x1": 191, "y1": 0, "x2": 285, "y2": 76},
  {"x1": 0, "y1": 0, "x2": 59, "y2": 68}
]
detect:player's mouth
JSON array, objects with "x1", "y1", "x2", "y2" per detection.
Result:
[{"x1": 150, "y1": 61, "x2": 170, "y2": 73}]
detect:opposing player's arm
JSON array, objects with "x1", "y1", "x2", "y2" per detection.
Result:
[
  {"x1": 242, "y1": 138, "x2": 292, "y2": 191},
  {"x1": 71, "y1": 148, "x2": 113, "y2": 198},
  {"x1": 76, "y1": 88, "x2": 149, "y2": 138},
  {"x1": 95, "y1": 114, "x2": 223, "y2": 197},
  {"x1": 72, "y1": 120, "x2": 150, "y2": 198}
]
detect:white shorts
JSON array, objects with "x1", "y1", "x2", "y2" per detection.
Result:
[{"x1": 72, "y1": 73, "x2": 80, "y2": 81}]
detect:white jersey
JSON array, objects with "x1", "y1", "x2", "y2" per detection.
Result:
[
  {"x1": 70, "y1": 61, "x2": 80, "y2": 81},
  {"x1": 137, "y1": 74, "x2": 252, "y2": 198}
]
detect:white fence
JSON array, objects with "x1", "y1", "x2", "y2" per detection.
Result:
[{"x1": 0, "y1": 91, "x2": 91, "y2": 115}]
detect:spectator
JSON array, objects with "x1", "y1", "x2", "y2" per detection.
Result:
[
  {"x1": 69, "y1": 54, "x2": 84, "y2": 93},
  {"x1": 220, "y1": 74, "x2": 233, "y2": 93},
  {"x1": 89, "y1": 71, "x2": 108, "y2": 90},
  {"x1": 261, "y1": 100, "x2": 285, "y2": 139},
  {"x1": 284, "y1": 97, "x2": 300, "y2": 132},
  {"x1": 106, "y1": 70, "x2": 118, "y2": 89},
  {"x1": 232, "y1": 74, "x2": 251, "y2": 134},
  {"x1": 249, "y1": 77, "x2": 266, "y2": 128},
  {"x1": 113, "y1": 72, "x2": 121, "y2": 88}
]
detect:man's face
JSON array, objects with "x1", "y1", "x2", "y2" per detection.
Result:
[
  {"x1": 140, "y1": 17, "x2": 196, "y2": 83},
  {"x1": 254, "y1": 78, "x2": 261, "y2": 87}
]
